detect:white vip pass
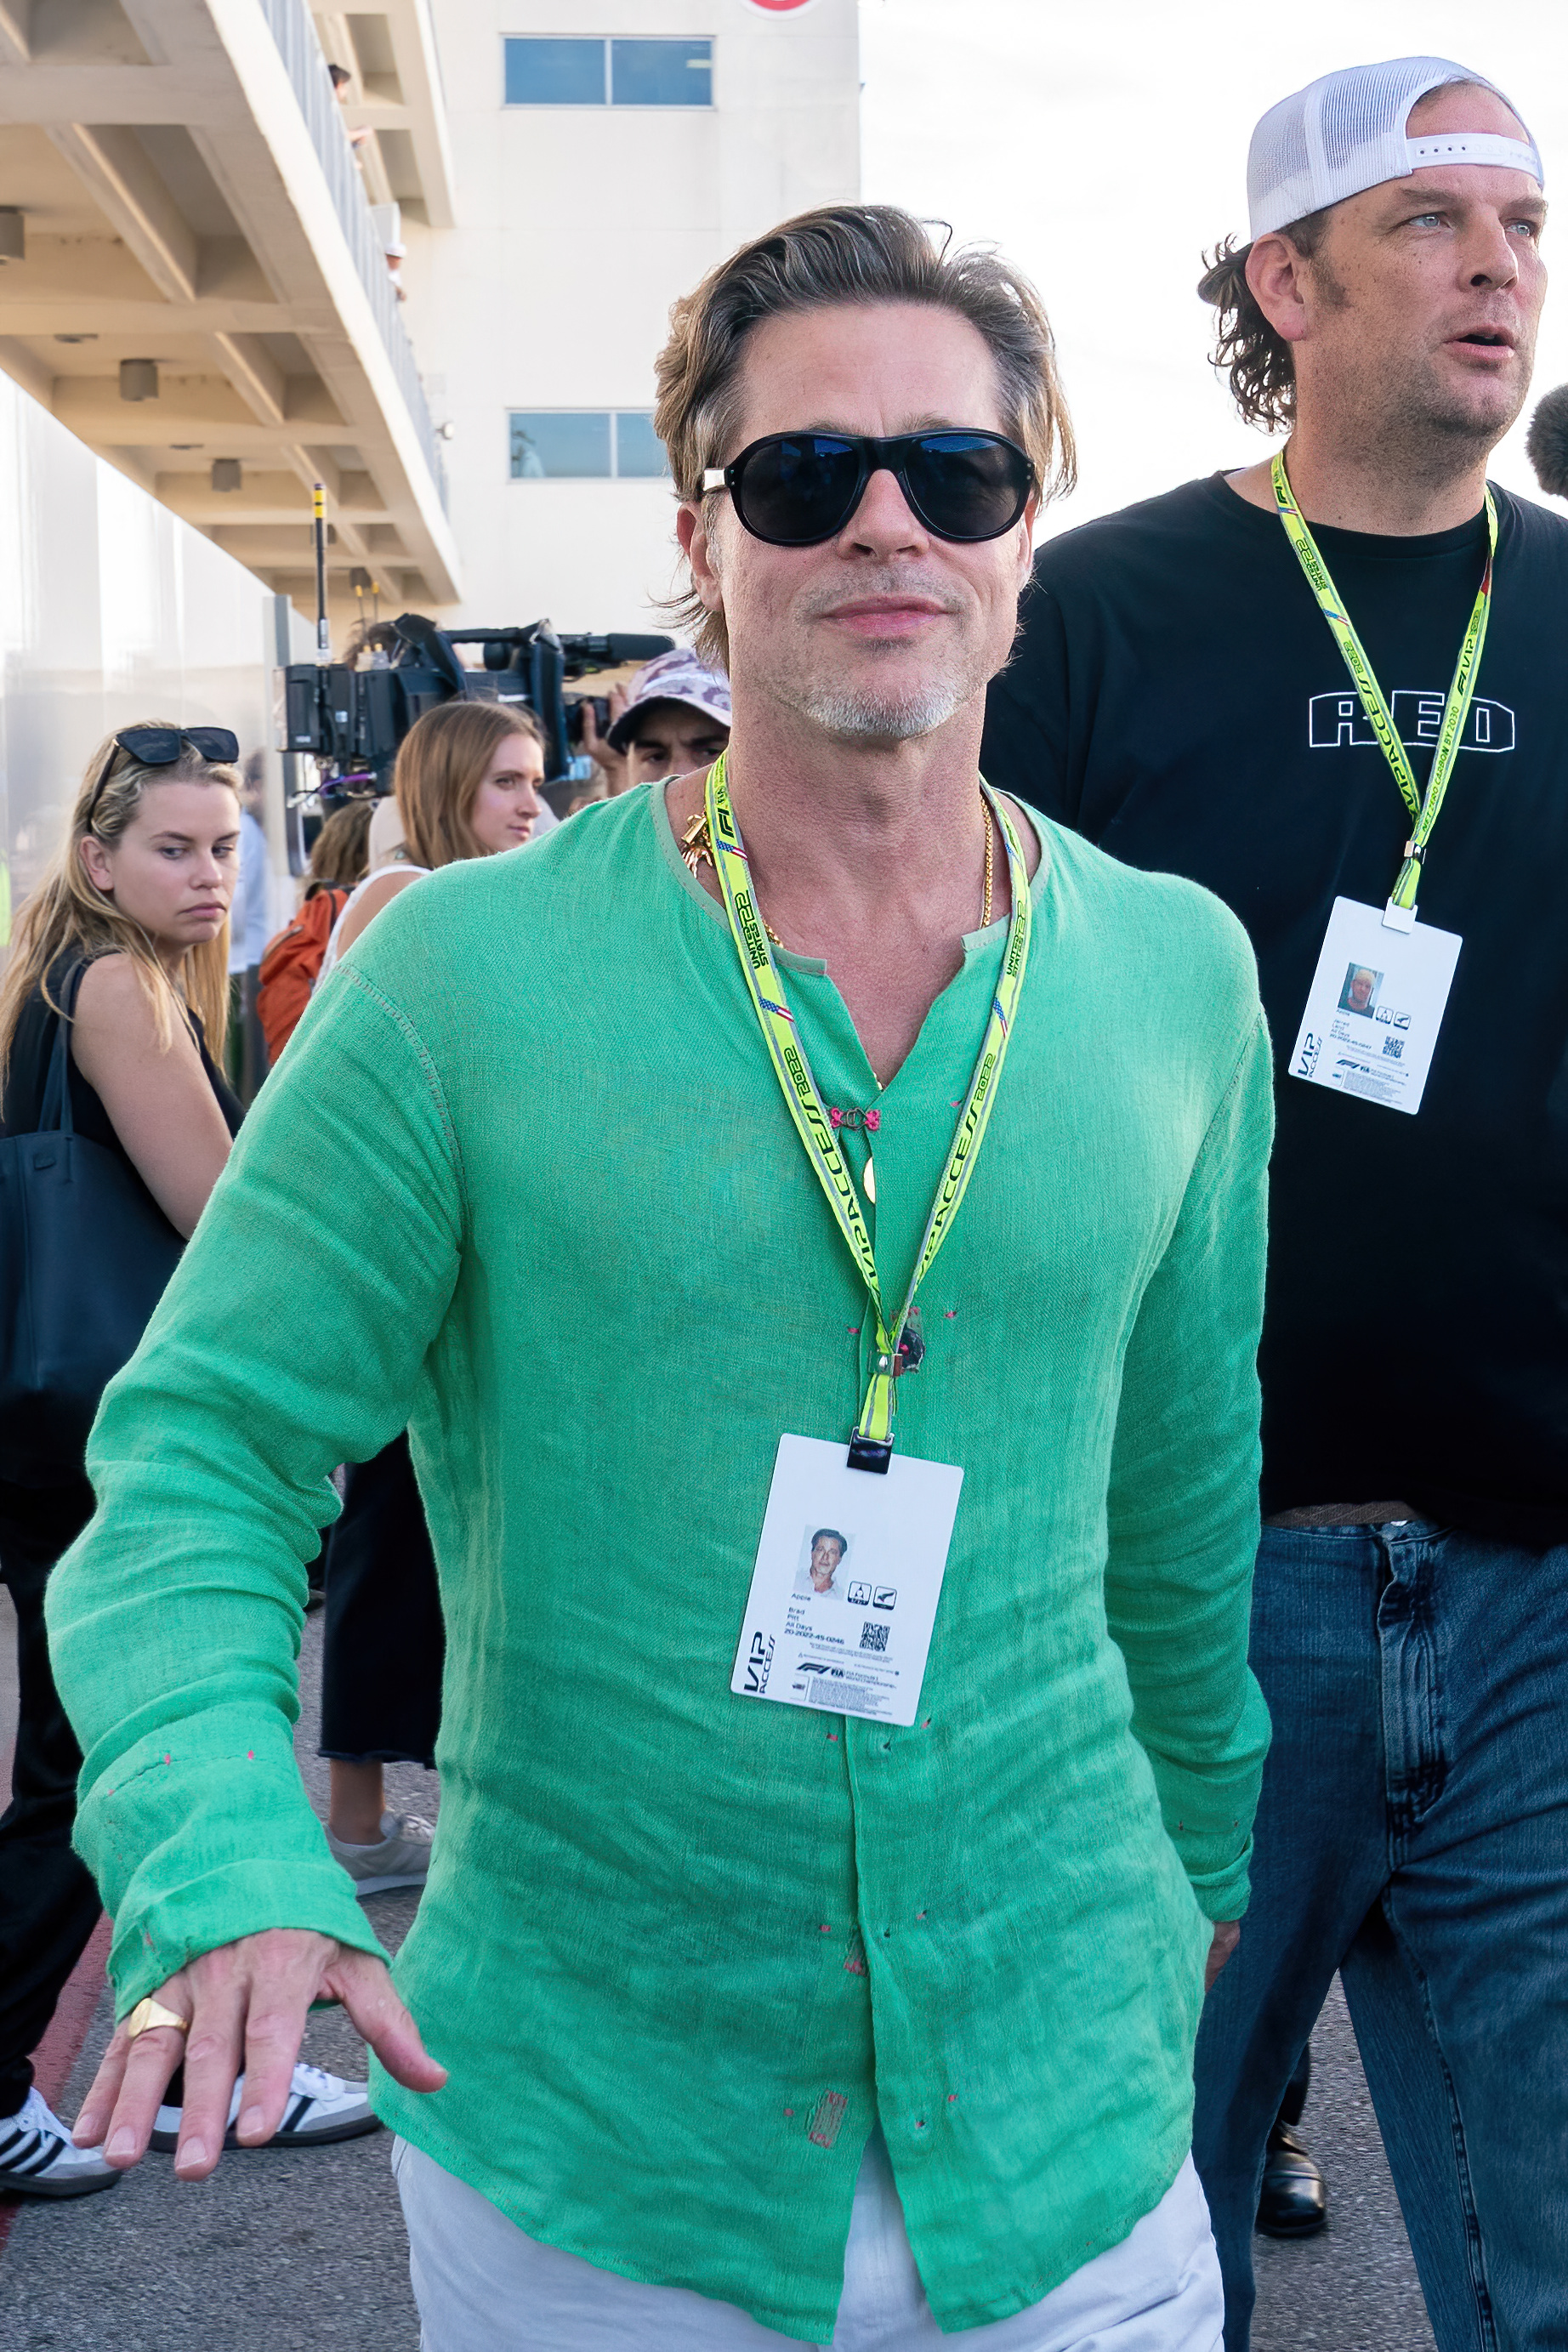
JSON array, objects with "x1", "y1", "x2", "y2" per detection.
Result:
[
  {"x1": 731, "y1": 1434, "x2": 963, "y2": 1727},
  {"x1": 1288, "y1": 895, "x2": 1462, "y2": 1117}
]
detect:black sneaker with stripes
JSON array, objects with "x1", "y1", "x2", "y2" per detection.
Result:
[{"x1": 0, "y1": 2087, "x2": 120, "y2": 2198}]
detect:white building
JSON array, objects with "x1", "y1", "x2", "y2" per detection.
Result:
[
  {"x1": 0, "y1": 0, "x2": 861, "y2": 644},
  {"x1": 400, "y1": 0, "x2": 861, "y2": 632}
]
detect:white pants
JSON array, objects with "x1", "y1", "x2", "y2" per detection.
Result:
[{"x1": 392, "y1": 2129, "x2": 1224, "y2": 2352}]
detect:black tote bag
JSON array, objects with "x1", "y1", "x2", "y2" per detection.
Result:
[{"x1": 0, "y1": 960, "x2": 184, "y2": 1484}]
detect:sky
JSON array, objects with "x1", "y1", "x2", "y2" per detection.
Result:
[{"x1": 859, "y1": 1, "x2": 1568, "y2": 538}]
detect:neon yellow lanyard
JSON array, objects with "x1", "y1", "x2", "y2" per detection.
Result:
[
  {"x1": 1271, "y1": 449, "x2": 1497, "y2": 916},
  {"x1": 705, "y1": 752, "x2": 1032, "y2": 1464}
]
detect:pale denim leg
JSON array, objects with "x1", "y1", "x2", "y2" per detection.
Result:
[
  {"x1": 392, "y1": 2133, "x2": 1221, "y2": 2352},
  {"x1": 831, "y1": 2139, "x2": 1222, "y2": 2352},
  {"x1": 391, "y1": 2134, "x2": 816, "y2": 2351}
]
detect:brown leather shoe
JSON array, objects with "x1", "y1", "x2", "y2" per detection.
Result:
[{"x1": 1256, "y1": 2121, "x2": 1328, "y2": 2237}]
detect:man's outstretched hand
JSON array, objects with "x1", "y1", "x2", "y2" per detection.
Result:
[{"x1": 72, "y1": 1928, "x2": 446, "y2": 2181}]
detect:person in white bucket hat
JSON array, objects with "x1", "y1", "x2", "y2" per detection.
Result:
[{"x1": 985, "y1": 58, "x2": 1567, "y2": 2352}]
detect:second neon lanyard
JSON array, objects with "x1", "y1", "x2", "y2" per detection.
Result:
[{"x1": 1271, "y1": 448, "x2": 1497, "y2": 923}]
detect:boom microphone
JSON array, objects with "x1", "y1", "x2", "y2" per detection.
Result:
[{"x1": 1525, "y1": 383, "x2": 1568, "y2": 497}]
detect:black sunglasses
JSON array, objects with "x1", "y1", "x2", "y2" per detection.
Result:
[
  {"x1": 702, "y1": 430, "x2": 1034, "y2": 547},
  {"x1": 87, "y1": 725, "x2": 241, "y2": 823}
]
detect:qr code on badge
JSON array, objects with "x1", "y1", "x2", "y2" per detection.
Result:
[{"x1": 860, "y1": 1621, "x2": 889, "y2": 1652}]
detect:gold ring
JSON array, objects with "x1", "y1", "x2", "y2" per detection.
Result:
[{"x1": 126, "y1": 1996, "x2": 192, "y2": 2040}]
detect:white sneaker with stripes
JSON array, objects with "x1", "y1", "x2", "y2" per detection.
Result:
[
  {"x1": 0, "y1": 2087, "x2": 119, "y2": 2198},
  {"x1": 150, "y1": 2061, "x2": 381, "y2": 2153}
]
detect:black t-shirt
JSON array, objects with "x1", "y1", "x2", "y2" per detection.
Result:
[{"x1": 981, "y1": 471, "x2": 1568, "y2": 1544}]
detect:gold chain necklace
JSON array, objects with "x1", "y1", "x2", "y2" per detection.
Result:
[{"x1": 679, "y1": 800, "x2": 996, "y2": 938}]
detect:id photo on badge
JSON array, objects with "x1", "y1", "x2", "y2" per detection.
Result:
[
  {"x1": 1338, "y1": 963, "x2": 1382, "y2": 1017},
  {"x1": 794, "y1": 1525, "x2": 852, "y2": 1602}
]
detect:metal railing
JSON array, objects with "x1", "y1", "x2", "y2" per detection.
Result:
[{"x1": 258, "y1": 0, "x2": 447, "y2": 506}]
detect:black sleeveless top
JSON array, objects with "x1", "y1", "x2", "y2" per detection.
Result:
[{"x1": 1, "y1": 955, "x2": 243, "y2": 1193}]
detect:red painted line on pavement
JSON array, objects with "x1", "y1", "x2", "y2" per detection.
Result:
[
  {"x1": 33, "y1": 1911, "x2": 111, "y2": 2112},
  {"x1": 0, "y1": 1910, "x2": 111, "y2": 2258}
]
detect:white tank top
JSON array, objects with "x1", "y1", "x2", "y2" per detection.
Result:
[{"x1": 315, "y1": 861, "x2": 431, "y2": 987}]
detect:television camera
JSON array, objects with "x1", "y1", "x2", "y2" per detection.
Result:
[{"x1": 279, "y1": 611, "x2": 674, "y2": 816}]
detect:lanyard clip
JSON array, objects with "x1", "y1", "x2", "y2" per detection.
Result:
[
  {"x1": 1385, "y1": 838, "x2": 1423, "y2": 932},
  {"x1": 847, "y1": 1429, "x2": 894, "y2": 1474}
]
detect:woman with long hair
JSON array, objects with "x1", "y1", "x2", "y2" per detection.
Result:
[
  {"x1": 315, "y1": 699, "x2": 543, "y2": 1896},
  {"x1": 0, "y1": 726, "x2": 241, "y2": 1227},
  {"x1": 321, "y1": 698, "x2": 546, "y2": 980},
  {"x1": 0, "y1": 726, "x2": 383, "y2": 2195},
  {"x1": 0, "y1": 727, "x2": 245, "y2": 2199}
]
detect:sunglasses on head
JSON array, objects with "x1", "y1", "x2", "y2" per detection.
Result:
[
  {"x1": 86, "y1": 726, "x2": 241, "y2": 824},
  {"x1": 702, "y1": 430, "x2": 1035, "y2": 548}
]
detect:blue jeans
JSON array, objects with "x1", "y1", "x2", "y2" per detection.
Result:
[{"x1": 1192, "y1": 1520, "x2": 1568, "y2": 2352}]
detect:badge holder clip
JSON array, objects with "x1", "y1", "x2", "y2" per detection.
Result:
[
  {"x1": 846, "y1": 1429, "x2": 893, "y2": 1475},
  {"x1": 1383, "y1": 841, "x2": 1423, "y2": 936}
]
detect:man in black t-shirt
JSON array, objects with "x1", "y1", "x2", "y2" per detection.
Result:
[{"x1": 984, "y1": 56, "x2": 1567, "y2": 2352}]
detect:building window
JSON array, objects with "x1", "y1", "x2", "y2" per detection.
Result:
[
  {"x1": 613, "y1": 412, "x2": 670, "y2": 478},
  {"x1": 509, "y1": 412, "x2": 669, "y2": 480},
  {"x1": 503, "y1": 37, "x2": 605, "y2": 105},
  {"x1": 611, "y1": 39, "x2": 713, "y2": 106},
  {"x1": 503, "y1": 36, "x2": 713, "y2": 108}
]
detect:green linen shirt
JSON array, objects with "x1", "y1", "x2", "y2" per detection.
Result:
[{"x1": 49, "y1": 781, "x2": 1272, "y2": 2342}]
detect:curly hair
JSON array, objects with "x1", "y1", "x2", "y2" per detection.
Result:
[
  {"x1": 655, "y1": 203, "x2": 1076, "y2": 670},
  {"x1": 1197, "y1": 209, "x2": 1332, "y2": 433}
]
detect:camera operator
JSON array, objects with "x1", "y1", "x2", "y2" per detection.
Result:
[{"x1": 573, "y1": 649, "x2": 730, "y2": 807}]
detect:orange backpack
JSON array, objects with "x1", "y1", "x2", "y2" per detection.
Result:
[{"x1": 258, "y1": 888, "x2": 349, "y2": 1061}]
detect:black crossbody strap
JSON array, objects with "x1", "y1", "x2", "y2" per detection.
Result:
[{"x1": 37, "y1": 960, "x2": 90, "y2": 1139}]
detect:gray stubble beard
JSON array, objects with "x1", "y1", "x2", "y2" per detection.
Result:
[{"x1": 792, "y1": 677, "x2": 969, "y2": 742}]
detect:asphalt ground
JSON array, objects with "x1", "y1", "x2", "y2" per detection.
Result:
[{"x1": 0, "y1": 1596, "x2": 1436, "y2": 2351}]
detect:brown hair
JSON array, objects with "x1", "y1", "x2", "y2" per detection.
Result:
[
  {"x1": 1197, "y1": 211, "x2": 1332, "y2": 434},
  {"x1": 654, "y1": 202, "x2": 1077, "y2": 668},
  {"x1": 0, "y1": 725, "x2": 238, "y2": 1083},
  {"x1": 393, "y1": 700, "x2": 545, "y2": 870},
  {"x1": 305, "y1": 798, "x2": 373, "y2": 896}
]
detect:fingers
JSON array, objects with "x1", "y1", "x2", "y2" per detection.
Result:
[
  {"x1": 172, "y1": 1963, "x2": 251, "y2": 2177},
  {"x1": 73, "y1": 1931, "x2": 444, "y2": 2180},
  {"x1": 77, "y1": 1929, "x2": 341, "y2": 2179},
  {"x1": 82, "y1": 1970, "x2": 196, "y2": 2169},
  {"x1": 72, "y1": 2020, "x2": 133, "y2": 2149},
  {"x1": 329, "y1": 1947, "x2": 448, "y2": 2094},
  {"x1": 229, "y1": 1991, "x2": 313, "y2": 2156},
  {"x1": 212, "y1": 1929, "x2": 333, "y2": 2156},
  {"x1": 118, "y1": 2022, "x2": 206, "y2": 2173}
]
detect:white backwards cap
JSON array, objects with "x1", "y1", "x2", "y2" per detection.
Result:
[{"x1": 1247, "y1": 56, "x2": 1542, "y2": 241}]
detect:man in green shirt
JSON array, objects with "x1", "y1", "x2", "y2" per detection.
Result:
[{"x1": 51, "y1": 205, "x2": 1272, "y2": 2347}]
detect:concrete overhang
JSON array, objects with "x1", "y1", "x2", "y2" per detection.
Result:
[
  {"x1": 0, "y1": 0, "x2": 460, "y2": 613},
  {"x1": 311, "y1": 0, "x2": 455, "y2": 230}
]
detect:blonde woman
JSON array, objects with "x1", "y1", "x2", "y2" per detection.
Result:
[
  {"x1": 314, "y1": 698, "x2": 543, "y2": 1892},
  {"x1": 0, "y1": 725, "x2": 246, "y2": 2201},
  {"x1": 0, "y1": 725, "x2": 380, "y2": 2196}
]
